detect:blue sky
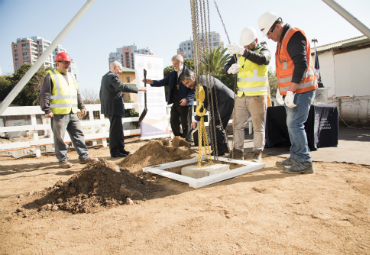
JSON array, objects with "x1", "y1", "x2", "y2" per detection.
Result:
[{"x1": 1, "y1": 0, "x2": 370, "y2": 96}]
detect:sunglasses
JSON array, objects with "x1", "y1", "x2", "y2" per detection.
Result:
[
  {"x1": 58, "y1": 61, "x2": 71, "y2": 64},
  {"x1": 267, "y1": 22, "x2": 277, "y2": 36}
]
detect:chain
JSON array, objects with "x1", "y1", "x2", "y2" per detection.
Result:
[
  {"x1": 191, "y1": 0, "x2": 213, "y2": 166},
  {"x1": 213, "y1": 0, "x2": 238, "y2": 160}
]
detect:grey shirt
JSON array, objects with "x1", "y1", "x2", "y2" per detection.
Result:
[
  {"x1": 194, "y1": 75, "x2": 235, "y2": 121},
  {"x1": 39, "y1": 72, "x2": 85, "y2": 114}
]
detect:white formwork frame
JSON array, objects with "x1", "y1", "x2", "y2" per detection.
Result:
[{"x1": 143, "y1": 156, "x2": 264, "y2": 189}]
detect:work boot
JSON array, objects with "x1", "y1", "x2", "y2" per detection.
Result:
[
  {"x1": 276, "y1": 157, "x2": 297, "y2": 168},
  {"x1": 59, "y1": 161, "x2": 73, "y2": 168},
  {"x1": 80, "y1": 157, "x2": 99, "y2": 164},
  {"x1": 252, "y1": 150, "x2": 262, "y2": 163},
  {"x1": 230, "y1": 149, "x2": 243, "y2": 159},
  {"x1": 283, "y1": 161, "x2": 314, "y2": 174}
]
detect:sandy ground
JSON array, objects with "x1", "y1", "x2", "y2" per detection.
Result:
[{"x1": 1, "y1": 136, "x2": 370, "y2": 254}]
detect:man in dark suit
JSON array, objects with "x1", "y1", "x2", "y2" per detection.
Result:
[
  {"x1": 100, "y1": 61, "x2": 147, "y2": 158},
  {"x1": 145, "y1": 55, "x2": 195, "y2": 138},
  {"x1": 180, "y1": 70, "x2": 235, "y2": 156}
]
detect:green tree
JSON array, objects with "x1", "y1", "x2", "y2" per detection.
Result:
[
  {"x1": 268, "y1": 68, "x2": 278, "y2": 98},
  {"x1": 2, "y1": 64, "x2": 50, "y2": 106},
  {"x1": 0, "y1": 74, "x2": 13, "y2": 102},
  {"x1": 201, "y1": 46, "x2": 231, "y2": 76},
  {"x1": 200, "y1": 46, "x2": 236, "y2": 91}
]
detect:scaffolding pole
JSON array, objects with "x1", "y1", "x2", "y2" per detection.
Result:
[
  {"x1": 0, "y1": 0, "x2": 95, "y2": 116},
  {"x1": 323, "y1": 0, "x2": 370, "y2": 39}
]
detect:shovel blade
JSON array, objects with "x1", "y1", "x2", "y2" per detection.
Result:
[{"x1": 138, "y1": 108, "x2": 148, "y2": 124}]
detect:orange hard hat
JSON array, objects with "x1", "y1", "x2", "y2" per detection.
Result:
[{"x1": 54, "y1": 52, "x2": 73, "y2": 63}]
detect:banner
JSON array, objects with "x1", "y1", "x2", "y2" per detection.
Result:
[{"x1": 134, "y1": 54, "x2": 170, "y2": 140}]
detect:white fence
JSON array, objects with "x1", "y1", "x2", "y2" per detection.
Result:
[{"x1": 1, "y1": 103, "x2": 242, "y2": 157}]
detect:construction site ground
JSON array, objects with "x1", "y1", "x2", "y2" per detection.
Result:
[{"x1": 1, "y1": 127, "x2": 370, "y2": 254}]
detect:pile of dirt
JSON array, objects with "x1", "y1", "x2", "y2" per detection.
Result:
[
  {"x1": 119, "y1": 139, "x2": 193, "y2": 172},
  {"x1": 36, "y1": 159, "x2": 163, "y2": 214}
]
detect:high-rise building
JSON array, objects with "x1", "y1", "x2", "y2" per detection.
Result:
[
  {"x1": 108, "y1": 44, "x2": 153, "y2": 69},
  {"x1": 11, "y1": 36, "x2": 79, "y2": 82},
  {"x1": 177, "y1": 31, "x2": 224, "y2": 59}
]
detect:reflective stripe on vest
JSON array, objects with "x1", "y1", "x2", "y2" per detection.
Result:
[
  {"x1": 275, "y1": 27, "x2": 318, "y2": 95},
  {"x1": 48, "y1": 69, "x2": 78, "y2": 115},
  {"x1": 237, "y1": 47, "x2": 269, "y2": 97}
]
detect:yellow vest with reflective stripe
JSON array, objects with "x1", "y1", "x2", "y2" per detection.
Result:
[
  {"x1": 48, "y1": 69, "x2": 78, "y2": 115},
  {"x1": 237, "y1": 47, "x2": 269, "y2": 97}
]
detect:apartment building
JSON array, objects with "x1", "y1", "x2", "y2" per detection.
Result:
[
  {"x1": 177, "y1": 31, "x2": 224, "y2": 59},
  {"x1": 108, "y1": 44, "x2": 152, "y2": 69},
  {"x1": 11, "y1": 36, "x2": 79, "y2": 81}
]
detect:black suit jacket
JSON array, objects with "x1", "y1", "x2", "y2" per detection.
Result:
[
  {"x1": 150, "y1": 65, "x2": 195, "y2": 106},
  {"x1": 100, "y1": 71, "x2": 139, "y2": 116}
]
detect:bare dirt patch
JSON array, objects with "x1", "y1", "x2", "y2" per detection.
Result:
[{"x1": 1, "y1": 138, "x2": 370, "y2": 254}]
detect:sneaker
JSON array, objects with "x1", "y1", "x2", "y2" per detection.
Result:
[
  {"x1": 59, "y1": 161, "x2": 73, "y2": 168},
  {"x1": 252, "y1": 150, "x2": 262, "y2": 163},
  {"x1": 80, "y1": 157, "x2": 99, "y2": 164},
  {"x1": 283, "y1": 161, "x2": 314, "y2": 174},
  {"x1": 230, "y1": 149, "x2": 243, "y2": 159},
  {"x1": 276, "y1": 158, "x2": 297, "y2": 168}
]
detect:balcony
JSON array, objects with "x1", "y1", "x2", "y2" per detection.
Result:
[{"x1": 22, "y1": 47, "x2": 30, "y2": 52}]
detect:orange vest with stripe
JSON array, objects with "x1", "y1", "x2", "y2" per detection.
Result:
[{"x1": 276, "y1": 27, "x2": 317, "y2": 95}]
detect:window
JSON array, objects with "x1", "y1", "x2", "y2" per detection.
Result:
[
  {"x1": 14, "y1": 44, "x2": 17, "y2": 49},
  {"x1": 24, "y1": 61, "x2": 31, "y2": 64},
  {"x1": 15, "y1": 53, "x2": 18, "y2": 57},
  {"x1": 126, "y1": 77, "x2": 130, "y2": 83},
  {"x1": 15, "y1": 62, "x2": 19, "y2": 68}
]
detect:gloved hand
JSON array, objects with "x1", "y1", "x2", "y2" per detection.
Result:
[
  {"x1": 227, "y1": 63, "x2": 240, "y2": 74},
  {"x1": 276, "y1": 89, "x2": 284, "y2": 106},
  {"x1": 226, "y1": 43, "x2": 245, "y2": 55},
  {"x1": 285, "y1": 91, "x2": 297, "y2": 108}
]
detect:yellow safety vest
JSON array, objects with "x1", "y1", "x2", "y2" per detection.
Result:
[
  {"x1": 48, "y1": 69, "x2": 78, "y2": 115},
  {"x1": 237, "y1": 47, "x2": 269, "y2": 97}
]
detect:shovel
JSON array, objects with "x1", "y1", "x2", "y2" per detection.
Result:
[{"x1": 138, "y1": 69, "x2": 148, "y2": 124}]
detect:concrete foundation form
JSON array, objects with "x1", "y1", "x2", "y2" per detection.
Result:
[{"x1": 143, "y1": 156, "x2": 264, "y2": 189}]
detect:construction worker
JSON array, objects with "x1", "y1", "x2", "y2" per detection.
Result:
[
  {"x1": 180, "y1": 70, "x2": 235, "y2": 156},
  {"x1": 39, "y1": 52, "x2": 98, "y2": 168},
  {"x1": 258, "y1": 11, "x2": 318, "y2": 174},
  {"x1": 225, "y1": 27, "x2": 271, "y2": 163},
  {"x1": 144, "y1": 55, "x2": 195, "y2": 138}
]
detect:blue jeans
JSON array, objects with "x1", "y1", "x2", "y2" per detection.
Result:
[
  {"x1": 285, "y1": 90, "x2": 316, "y2": 163},
  {"x1": 51, "y1": 113, "x2": 89, "y2": 163}
]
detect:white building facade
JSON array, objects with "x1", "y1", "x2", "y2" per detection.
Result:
[
  {"x1": 313, "y1": 35, "x2": 370, "y2": 126},
  {"x1": 177, "y1": 31, "x2": 224, "y2": 59},
  {"x1": 11, "y1": 36, "x2": 79, "y2": 82}
]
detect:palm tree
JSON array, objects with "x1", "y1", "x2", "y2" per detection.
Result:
[
  {"x1": 201, "y1": 46, "x2": 231, "y2": 76},
  {"x1": 199, "y1": 46, "x2": 235, "y2": 90}
]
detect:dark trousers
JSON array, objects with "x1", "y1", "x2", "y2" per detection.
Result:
[
  {"x1": 170, "y1": 104, "x2": 190, "y2": 138},
  {"x1": 108, "y1": 115, "x2": 125, "y2": 156},
  {"x1": 209, "y1": 99, "x2": 234, "y2": 154}
]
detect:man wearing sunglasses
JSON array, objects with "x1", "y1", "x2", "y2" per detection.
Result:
[
  {"x1": 224, "y1": 27, "x2": 271, "y2": 163},
  {"x1": 40, "y1": 52, "x2": 98, "y2": 168},
  {"x1": 258, "y1": 11, "x2": 318, "y2": 174}
]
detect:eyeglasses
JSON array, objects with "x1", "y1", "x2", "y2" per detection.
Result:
[
  {"x1": 267, "y1": 22, "x2": 277, "y2": 36},
  {"x1": 58, "y1": 61, "x2": 70, "y2": 64}
]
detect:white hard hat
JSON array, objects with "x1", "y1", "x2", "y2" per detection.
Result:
[
  {"x1": 258, "y1": 11, "x2": 279, "y2": 36},
  {"x1": 239, "y1": 27, "x2": 258, "y2": 46}
]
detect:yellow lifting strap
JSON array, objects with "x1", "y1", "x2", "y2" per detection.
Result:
[{"x1": 195, "y1": 84, "x2": 213, "y2": 168}]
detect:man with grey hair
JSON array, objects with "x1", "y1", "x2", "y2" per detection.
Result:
[
  {"x1": 180, "y1": 70, "x2": 235, "y2": 156},
  {"x1": 100, "y1": 61, "x2": 147, "y2": 158},
  {"x1": 145, "y1": 55, "x2": 195, "y2": 138}
]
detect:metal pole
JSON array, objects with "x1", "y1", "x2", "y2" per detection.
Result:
[
  {"x1": 322, "y1": 0, "x2": 370, "y2": 39},
  {"x1": 0, "y1": 0, "x2": 95, "y2": 115}
]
